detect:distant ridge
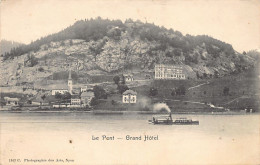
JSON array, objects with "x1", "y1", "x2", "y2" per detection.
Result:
[{"x1": 0, "y1": 39, "x2": 25, "y2": 56}]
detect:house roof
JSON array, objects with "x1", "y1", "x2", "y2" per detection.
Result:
[
  {"x1": 71, "y1": 95, "x2": 81, "y2": 99},
  {"x1": 81, "y1": 91, "x2": 94, "y2": 97},
  {"x1": 47, "y1": 84, "x2": 68, "y2": 90},
  {"x1": 123, "y1": 74, "x2": 133, "y2": 77},
  {"x1": 4, "y1": 97, "x2": 20, "y2": 101},
  {"x1": 123, "y1": 90, "x2": 137, "y2": 95}
]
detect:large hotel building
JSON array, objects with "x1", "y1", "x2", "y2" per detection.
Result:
[{"x1": 154, "y1": 64, "x2": 186, "y2": 80}]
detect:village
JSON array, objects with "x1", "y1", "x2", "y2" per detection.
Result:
[{"x1": 1, "y1": 64, "x2": 188, "y2": 111}]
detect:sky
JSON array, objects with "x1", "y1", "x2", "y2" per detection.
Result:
[{"x1": 0, "y1": 0, "x2": 260, "y2": 52}]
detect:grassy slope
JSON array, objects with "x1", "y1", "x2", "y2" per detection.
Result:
[{"x1": 129, "y1": 65, "x2": 259, "y2": 111}]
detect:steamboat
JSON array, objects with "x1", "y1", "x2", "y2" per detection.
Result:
[{"x1": 148, "y1": 113, "x2": 199, "y2": 125}]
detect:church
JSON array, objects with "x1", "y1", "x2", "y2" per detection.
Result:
[{"x1": 51, "y1": 69, "x2": 73, "y2": 95}]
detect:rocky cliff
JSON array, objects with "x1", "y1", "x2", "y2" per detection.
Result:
[{"x1": 0, "y1": 18, "x2": 256, "y2": 86}]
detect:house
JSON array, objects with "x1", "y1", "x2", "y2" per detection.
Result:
[
  {"x1": 4, "y1": 97, "x2": 20, "y2": 106},
  {"x1": 70, "y1": 95, "x2": 81, "y2": 107},
  {"x1": 155, "y1": 64, "x2": 185, "y2": 80},
  {"x1": 123, "y1": 74, "x2": 134, "y2": 82},
  {"x1": 80, "y1": 86, "x2": 88, "y2": 93},
  {"x1": 122, "y1": 90, "x2": 137, "y2": 104},
  {"x1": 81, "y1": 91, "x2": 94, "y2": 106},
  {"x1": 51, "y1": 89, "x2": 69, "y2": 95}
]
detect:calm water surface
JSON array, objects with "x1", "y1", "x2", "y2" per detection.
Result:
[{"x1": 0, "y1": 112, "x2": 259, "y2": 164}]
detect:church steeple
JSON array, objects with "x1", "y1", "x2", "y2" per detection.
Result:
[
  {"x1": 68, "y1": 68, "x2": 73, "y2": 94},
  {"x1": 68, "y1": 69, "x2": 72, "y2": 80}
]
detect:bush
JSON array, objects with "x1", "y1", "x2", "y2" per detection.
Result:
[
  {"x1": 149, "y1": 87, "x2": 158, "y2": 96},
  {"x1": 38, "y1": 67, "x2": 44, "y2": 72},
  {"x1": 111, "y1": 100, "x2": 116, "y2": 105},
  {"x1": 93, "y1": 86, "x2": 107, "y2": 99},
  {"x1": 90, "y1": 98, "x2": 99, "y2": 106}
]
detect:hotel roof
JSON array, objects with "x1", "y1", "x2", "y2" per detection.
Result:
[{"x1": 123, "y1": 90, "x2": 137, "y2": 95}]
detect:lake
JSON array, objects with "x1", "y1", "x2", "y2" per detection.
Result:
[{"x1": 0, "y1": 112, "x2": 259, "y2": 164}]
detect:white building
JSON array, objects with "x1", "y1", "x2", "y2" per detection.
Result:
[
  {"x1": 155, "y1": 64, "x2": 185, "y2": 80},
  {"x1": 81, "y1": 91, "x2": 94, "y2": 106},
  {"x1": 71, "y1": 95, "x2": 81, "y2": 107},
  {"x1": 51, "y1": 89, "x2": 69, "y2": 95},
  {"x1": 123, "y1": 74, "x2": 134, "y2": 82},
  {"x1": 4, "y1": 97, "x2": 20, "y2": 106},
  {"x1": 122, "y1": 90, "x2": 137, "y2": 104},
  {"x1": 80, "y1": 86, "x2": 88, "y2": 93}
]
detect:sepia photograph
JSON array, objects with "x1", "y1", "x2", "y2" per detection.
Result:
[{"x1": 0, "y1": 0, "x2": 260, "y2": 164}]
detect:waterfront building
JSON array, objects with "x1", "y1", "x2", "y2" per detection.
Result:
[
  {"x1": 4, "y1": 97, "x2": 20, "y2": 106},
  {"x1": 154, "y1": 64, "x2": 185, "y2": 80},
  {"x1": 70, "y1": 95, "x2": 81, "y2": 107},
  {"x1": 81, "y1": 91, "x2": 94, "y2": 106},
  {"x1": 51, "y1": 88, "x2": 69, "y2": 95},
  {"x1": 122, "y1": 90, "x2": 137, "y2": 104}
]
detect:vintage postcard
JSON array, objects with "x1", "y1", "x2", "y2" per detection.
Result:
[{"x1": 0, "y1": 0, "x2": 260, "y2": 164}]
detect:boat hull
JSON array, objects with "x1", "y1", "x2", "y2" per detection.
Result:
[
  {"x1": 148, "y1": 120, "x2": 199, "y2": 125},
  {"x1": 172, "y1": 121, "x2": 199, "y2": 125}
]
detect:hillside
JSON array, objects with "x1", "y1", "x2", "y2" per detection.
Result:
[
  {"x1": 0, "y1": 17, "x2": 257, "y2": 86},
  {"x1": 0, "y1": 40, "x2": 25, "y2": 56}
]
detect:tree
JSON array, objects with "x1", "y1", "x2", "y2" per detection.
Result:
[
  {"x1": 69, "y1": 40, "x2": 73, "y2": 46},
  {"x1": 121, "y1": 75, "x2": 126, "y2": 85},
  {"x1": 27, "y1": 54, "x2": 38, "y2": 67},
  {"x1": 203, "y1": 73, "x2": 207, "y2": 79},
  {"x1": 118, "y1": 84, "x2": 129, "y2": 94},
  {"x1": 176, "y1": 85, "x2": 186, "y2": 95},
  {"x1": 61, "y1": 41, "x2": 65, "y2": 46},
  {"x1": 214, "y1": 70, "x2": 219, "y2": 78},
  {"x1": 173, "y1": 49, "x2": 181, "y2": 56},
  {"x1": 62, "y1": 92, "x2": 71, "y2": 101},
  {"x1": 111, "y1": 100, "x2": 116, "y2": 105},
  {"x1": 113, "y1": 75, "x2": 120, "y2": 85},
  {"x1": 149, "y1": 87, "x2": 158, "y2": 96},
  {"x1": 41, "y1": 94, "x2": 46, "y2": 100},
  {"x1": 93, "y1": 86, "x2": 107, "y2": 99},
  {"x1": 90, "y1": 97, "x2": 99, "y2": 106},
  {"x1": 171, "y1": 89, "x2": 176, "y2": 96},
  {"x1": 223, "y1": 87, "x2": 229, "y2": 96},
  {"x1": 55, "y1": 92, "x2": 62, "y2": 99}
]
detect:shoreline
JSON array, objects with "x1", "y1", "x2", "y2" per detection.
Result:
[{"x1": 0, "y1": 109, "x2": 256, "y2": 115}]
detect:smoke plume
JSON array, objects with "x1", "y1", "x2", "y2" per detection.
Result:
[
  {"x1": 153, "y1": 102, "x2": 171, "y2": 113},
  {"x1": 137, "y1": 96, "x2": 152, "y2": 111}
]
